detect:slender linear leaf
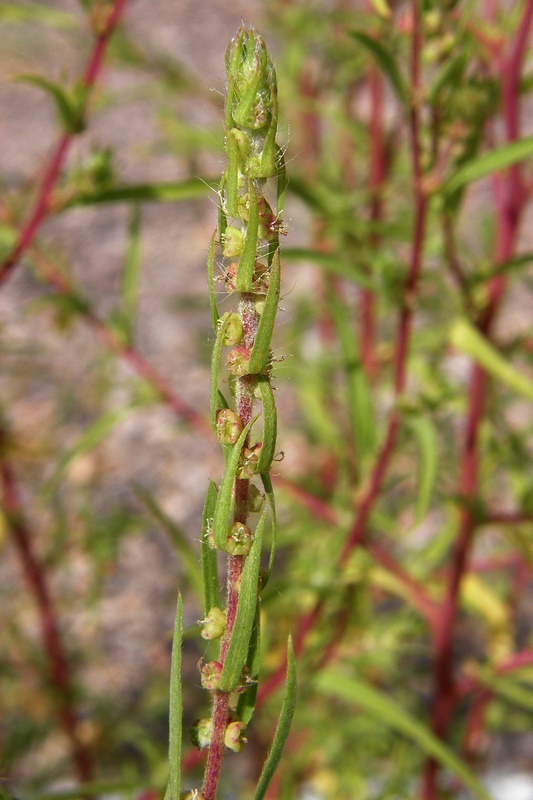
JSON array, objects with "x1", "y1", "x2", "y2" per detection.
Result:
[
  {"x1": 237, "y1": 604, "x2": 261, "y2": 725},
  {"x1": 282, "y1": 247, "x2": 373, "y2": 288},
  {"x1": 469, "y1": 252, "x2": 533, "y2": 285},
  {"x1": 472, "y1": 665, "x2": 533, "y2": 714},
  {"x1": 0, "y1": 4, "x2": 77, "y2": 27},
  {"x1": 212, "y1": 418, "x2": 256, "y2": 551},
  {"x1": 134, "y1": 484, "x2": 203, "y2": 601},
  {"x1": 248, "y1": 251, "x2": 280, "y2": 374},
  {"x1": 260, "y1": 471, "x2": 277, "y2": 579},
  {"x1": 450, "y1": 318, "x2": 533, "y2": 402},
  {"x1": 316, "y1": 670, "x2": 492, "y2": 800},
  {"x1": 226, "y1": 129, "x2": 240, "y2": 217},
  {"x1": 19, "y1": 75, "x2": 85, "y2": 133},
  {"x1": 210, "y1": 314, "x2": 233, "y2": 428},
  {"x1": 166, "y1": 593, "x2": 183, "y2": 800},
  {"x1": 442, "y1": 136, "x2": 533, "y2": 197},
  {"x1": 350, "y1": 31, "x2": 407, "y2": 104},
  {"x1": 252, "y1": 637, "x2": 297, "y2": 800},
  {"x1": 255, "y1": 378, "x2": 277, "y2": 473},
  {"x1": 118, "y1": 205, "x2": 142, "y2": 344},
  {"x1": 207, "y1": 230, "x2": 219, "y2": 330},
  {"x1": 276, "y1": 145, "x2": 288, "y2": 214},
  {"x1": 406, "y1": 417, "x2": 438, "y2": 523},
  {"x1": 328, "y1": 288, "x2": 376, "y2": 467},
  {"x1": 43, "y1": 407, "x2": 136, "y2": 498},
  {"x1": 201, "y1": 481, "x2": 221, "y2": 614},
  {"x1": 63, "y1": 178, "x2": 218, "y2": 207},
  {"x1": 219, "y1": 510, "x2": 266, "y2": 691}
]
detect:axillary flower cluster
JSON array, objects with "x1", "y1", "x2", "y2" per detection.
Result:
[{"x1": 184, "y1": 25, "x2": 287, "y2": 800}]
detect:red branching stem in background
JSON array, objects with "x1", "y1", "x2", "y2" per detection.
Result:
[
  {"x1": 0, "y1": 0, "x2": 127, "y2": 287},
  {"x1": 30, "y1": 250, "x2": 211, "y2": 436},
  {"x1": 258, "y1": 0, "x2": 428, "y2": 708},
  {"x1": 0, "y1": 435, "x2": 94, "y2": 783},
  {"x1": 423, "y1": 3, "x2": 533, "y2": 797}
]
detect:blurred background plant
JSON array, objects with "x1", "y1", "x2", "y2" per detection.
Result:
[{"x1": 1, "y1": 1, "x2": 533, "y2": 799}]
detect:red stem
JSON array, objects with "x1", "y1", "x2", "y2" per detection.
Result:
[
  {"x1": 423, "y1": 3, "x2": 533, "y2": 796},
  {"x1": 0, "y1": 439, "x2": 93, "y2": 783},
  {"x1": 257, "y1": 0, "x2": 428, "y2": 711},
  {"x1": 30, "y1": 250, "x2": 211, "y2": 435},
  {"x1": 0, "y1": 0, "x2": 127, "y2": 287}
]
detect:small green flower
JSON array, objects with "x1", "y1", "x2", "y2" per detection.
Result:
[
  {"x1": 220, "y1": 312, "x2": 243, "y2": 346},
  {"x1": 200, "y1": 660, "x2": 223, "y2": 690},
  {"x1": 198, "y1": 607, "x2": 226, "y2": 640},
  {"x1": 224, "y1": 720, "x2": 247, "y2": 753},
  {"x1": 216, "y1": 408, "x2": 244, "y2": 444},
  {"x1": 222, "y1": 225, "x2": 244, "y2": 257},
  {"x1": 227, "y1": 346, "x2": 251, "y2": 376},
  {"x1": 227, "y1": 522, "x2": 253, "y2": 556},
  {"x1": 189, "y1": 718, "x2": 213, "y2": 750}
]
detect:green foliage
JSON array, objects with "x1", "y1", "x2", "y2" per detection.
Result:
[{"x1": 3, "y1": 2, "x2": 533, "y2": 800}]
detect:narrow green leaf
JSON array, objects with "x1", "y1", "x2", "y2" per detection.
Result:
[
  {"x1": 134, "y1": 484, "x2": 203, "y2": 601},
  {"x1": 328, "y1": 289, "x2": 376, "y2": 468},
  {"x1": 19, "y1": 75, "x2": 85, "y2": 133},
  {"x1": 255, "y1": 378, "x2": 277, "y2": 474},
  {"x1": 450, "y1": 318, "x2": 533, "y2": 402},
  {"x1": 118, "y1": 205, "x2": 142, "y2": 344},
  {"x1": 248, "y1": 251, "x2": 281, "y2": 374},
  {"x1": 63, "y1": 177, "x2": 218, "y2": 207},
  {"x1": 207, "y1": 230, "x2": 219, "y2": 330},
  {"x1": 316, "y1": 670, "x2": 492, "y2": 800},
  {"x1": 219, "y1": 510, "x2": 266, "y2": 691},
  {"x1": 429, "y1": 52, "x2": 467, "y2": 105},
  {"x1": 260, "y1": 471, "x2": 277, "y2": 579},
  {"x1": 166, "y1": 593, "x2": 183, "y2": 800},
  {"x1": 252, "y1": 636, "x2": 297, "y2": 800},
  {"x1": 212, "y1": 418, "x2": 256, "y2": 551},
  {"x1": 225, "y1": 129, "x2": 240, "y2": 218},
  {"x1": 43, "y1": 407, "x2": 136, "y2": 498},
  {"x1": 237, "y1": 604, "x2": 261, "y2": 725},
  {"x1": 210, "y1": 314, "x2": 233, "y2": 428},
  {"x1": 282, "y1": 247, "x2": 373, "y2": 288},
  {"x1": 236, "y1": 186, "x2": 259, "y2": 292},
  {"x1": 0, "y1": 4, "x2": 77, "y2": 27},
  {"x1": 406, "y1": 417, "x2": 438, "y2": 524},
  {"x1": 276, "y1": 145, "x2": 288, "y2": 215},
  {"x1": 473, "y1": 665, "x2": 533, "y2": 714},
  {"x1": 442, "y1": 136, "x2": 533, "y2": 197},
  {"x1": 469, "y1": 252, "x2": 533, "y2": 284},
  {"x1": 350, "y1": 31, "x2": 407, "y2": 104},
  {"x1": 201, "y1": 481, "x2": 222, "y2": 614}
]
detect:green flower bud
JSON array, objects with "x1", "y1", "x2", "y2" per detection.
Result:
[
  {"x1": 224, "y1": 720, "x2": 247, "y2": 752},
  {"x1": 227, "y1": 522, "x2": 253, "y2": 556},
  {"x1": 189, "y1": 718, "x2": 213, "y2": 750},
  {"x1": 198, "y1": 607, "x2": 226, "y2": 640},
  {"x1": 220, "y1": 312, "x2": 243, "y2": 346},
  {"x1": 226, "y1": 26, "x2": 276, "y2": 132},
  {"x1": 227, "y1": 346, "x2": 251, "y2": 376},
  {"x1": 200, "y1": 660, "x2": 223, "y2": 690},
  {"x1": 222, "y1": 225, "x2": 244, "y2": 257},
  {"x1": 216, "y1": 408, "x2": 244, "y2": 444}
]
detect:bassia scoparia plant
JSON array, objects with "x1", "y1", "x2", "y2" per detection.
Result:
[{"x1": 165, "y1": 26, "x2": 295, "y2": 800}]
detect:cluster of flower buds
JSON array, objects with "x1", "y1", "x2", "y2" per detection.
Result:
[{"x1": 194, "y1": 25, "x2": 284, "y2": 770}]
